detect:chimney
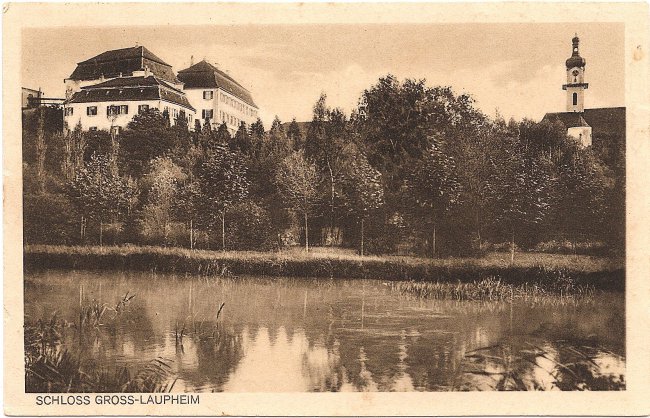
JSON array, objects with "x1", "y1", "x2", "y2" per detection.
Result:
[
  {"x1": 144, "y1": 65, "x2": 150, "y2": 77},
  {"x1": 190, "y1": 55, "x2": 194, "y2": 66}
]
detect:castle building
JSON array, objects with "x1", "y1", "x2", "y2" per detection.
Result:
[
  {"x1": 542, "y1": 35, "x2": 625, "y2": 149},
  {"x1": 64, "y1": 75, "x2": 195, "y2": 133},
  {"x1": 63, "y1": 46, "x2": 195, "y2": 132},
  {"x1": 177, "y1": 60, "x2": 259, "y2": 136}
]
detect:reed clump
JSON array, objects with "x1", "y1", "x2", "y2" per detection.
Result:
[
  {"x1": 25, "y1": 291, "x2": 174, "y2": 393},
  {"x1": 391, "y1": 274, "x2": 595, "y2": 303},
  {"x1": 24, "y1": 314, "x2": 175, "y2": 393}
]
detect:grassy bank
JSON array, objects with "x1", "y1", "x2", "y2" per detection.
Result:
[{"x1": 24, "y1": 245, "x2": 624, "y2": 290}]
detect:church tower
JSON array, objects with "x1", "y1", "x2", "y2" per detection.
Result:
[{"x1": 562, "y1": 34, "x2": 589, "y2": 112}]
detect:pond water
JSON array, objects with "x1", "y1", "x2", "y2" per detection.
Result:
[{"x1": 25, "y1": 269, "x2": 625, "y2": 392}]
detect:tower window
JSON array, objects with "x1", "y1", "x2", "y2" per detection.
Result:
[{"x1": 573, "y1": 93, "x2": 578, "y2": 106}]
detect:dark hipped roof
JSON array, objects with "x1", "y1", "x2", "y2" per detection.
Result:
[
  {"x1": 66, "y1": 76, "x2": 195, "y2": 111},
  {"x1": 543, "y1": 107, "x2": 626, "y2": 139},
  {"x1": 177, "y1": 60, "x2": 258, "y2": 108},
  {"x1": 68, "y1": 46, "x2": 179, "y2": 84},
  {"x1": 543, "y1": 112, "x2": 590, "y2": 129}
]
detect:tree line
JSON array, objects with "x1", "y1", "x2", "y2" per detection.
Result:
[{"x1": 22, "y1": 75, "x2": 625, "y2": 257}]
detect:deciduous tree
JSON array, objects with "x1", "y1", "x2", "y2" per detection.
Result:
[
  {"x1": 407, "y1": 143, "x2": 461, "y2": 258},
  {"x1": 197, "y1": 144, "x2": 249, "y2": 250},
  {"x1": 67, "y1": 153, "x2": 136, "y2": 245},
  {"x1": 275, "y1": 150, "x2": 320, "y2": 251}
]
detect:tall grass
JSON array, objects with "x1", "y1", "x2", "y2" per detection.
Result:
[
  {"x1": 24, "y1": 290, "x2": 177, "y2": 393},
  {"x1": 24, "y1": 244, "x2": 624, "y2": 291},
  {"x1": 24, "y1": 315, "x2": 176, "y2": 392}
]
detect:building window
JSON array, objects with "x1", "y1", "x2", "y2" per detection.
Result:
[
  {"x1": 203, "y1": 91, "x2": 214, "y2": 100},
  {"x1": 138, "y1": 104, "x2": 150, "y2": 114},
  {"x1": 572, "y1": 93, "x2": 578, "y2": 106},
  {"x1": 107, "y1": 105, "x2": 128, "y2": 116},
  {"x1": 64, "y1": 107, "x2": 74, "y2": 116},
  {"x1": 111, "y1": 126, "x2": 121, "y2": 137},
  {"x1": 87, "y1": 106, "x2": 97, "y2": 116},
  {"x1": 202, "y1": 109, "x2": 213, "y2": 120},
  {"x1": 89, "y1": 127, "x2": 98, "y2": 131}
]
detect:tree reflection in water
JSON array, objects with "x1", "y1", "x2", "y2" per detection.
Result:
[
  {"x1": 25, "y1": 271, "x2": 625, "y2": 392},
  {"x1": 455, "y1": 337, "x2": 625, "y2": 391}
]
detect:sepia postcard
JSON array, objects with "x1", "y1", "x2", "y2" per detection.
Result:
[{"x1": 3, "y1": 2, "x2": 650, "y2": 416}]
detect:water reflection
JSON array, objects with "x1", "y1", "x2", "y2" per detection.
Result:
[{"x1": 25, "y1": 270, "x2": 625, "y2": 392}]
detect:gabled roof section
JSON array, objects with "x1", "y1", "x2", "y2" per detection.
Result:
[
  {"x1": 68, "y1": 46, "x2": 179, "y2": 84},
  {"x1": 543, "y1": 107, "x2": 625, "y2": 140},
  {"x1": 81, "y1": 76, "x2": 163, "y2": 89},
  {"x1": 67, "y1": 76, "x2": 195, "y2": 112},
  {"x1": 582, "y1": 107, "x2": 626, "y2": 138},
  {"x1": 177, "y1": 60, "x2": 258, "y2": 108},
  {"x1": 77, "y1": 46, "x2": 170, "y2": 66},
  {"x1": 543, "y1": 112, "x2": 590, "y2": 129}
]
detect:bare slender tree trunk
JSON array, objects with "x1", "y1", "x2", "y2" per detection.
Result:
[
  {"x1": 99, "y1": 219, "x2": 104, "y2": 248},
  {"x1": 432, "y1": 223, "x2": 436, "y2": 259},
  {"x1": 221, "y1": 211, "x2": 226, "y2": 252},
  {"x1": 360, "y1": 218, "x2": 365, "y2": 257},
  {"x1": 304, "y1": 212, "x2": 309, "y2": 252},
  {"x1": 189, "y1": 219, "x2": 194, "y2": 250},
  {"x1": 327, "y1": 160, "x2": 335, "y2": 245},
  {"x1": 476, "y1": 211, "x2": 482, "y2": 251},
  {"x1": 80, "y1": 216, "x2": 85, "y2": 241},
  {"x1": 109, "y1": 128, "x2": 119, "y2": 177},
  {"x1": 510, "y1": 228, "x2": 515, "y2": 264}
]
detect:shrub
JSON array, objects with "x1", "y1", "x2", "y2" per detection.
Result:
[
  {"x1": 23, "y1": 192, "x2": 78, "y2": 245},
  {"x1": 224, "y1": 201, "x2": 276, "y2": 251}
]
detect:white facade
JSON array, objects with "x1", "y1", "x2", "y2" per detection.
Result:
[
  {"x1": 567, "y1": 126, "x2": 592, "y2": 148},
  {"x1": 187, "y1": 88, "x2": 259, "y2": 136},
  {"x1": 64, "y1": 99, "x2": 195, "y2": 132}
]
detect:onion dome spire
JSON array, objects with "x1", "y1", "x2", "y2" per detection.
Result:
[{"x1": 566, "y1": 33, "x2": 586, "y2": 68}]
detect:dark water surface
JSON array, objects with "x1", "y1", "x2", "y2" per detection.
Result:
[{"x1": 25, "y1": 270, "x2": 625, "y2": 391}]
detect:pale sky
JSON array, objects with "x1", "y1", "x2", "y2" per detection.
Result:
[{"x1": 22, "y1": 23, "x2": 624, "y2": 126}]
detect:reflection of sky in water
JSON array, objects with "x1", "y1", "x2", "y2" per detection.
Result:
[
  {"x1": 224, "y1": 326, "x2": 310, "y2": 391},
  {"x1": 25, "y1": 270, "x2": 625, "y2": 392}
]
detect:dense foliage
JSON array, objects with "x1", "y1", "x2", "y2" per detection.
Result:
[{"x1": 23, "y1": 75, "x2": 624, "y2": 256}]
